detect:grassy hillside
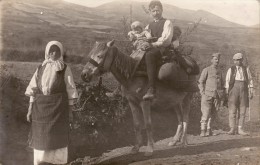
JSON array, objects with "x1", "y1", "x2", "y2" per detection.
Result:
[{"x1": 1, "y1": 0, "x2": 259, "y2": 72}]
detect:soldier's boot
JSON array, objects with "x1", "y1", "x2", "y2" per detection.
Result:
[
  {"x1": 238, "y1": 126, "x2": 249, "y2": 136},
  {"x1": 200, "y1": 129, "x2": 206, "y2": 137},
  {"x1": 206, "y1": 118, "x2": 213, "y2": 136}
]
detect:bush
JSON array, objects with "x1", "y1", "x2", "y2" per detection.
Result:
[{"x1": 69, "y1": 79, "x2": 134, "y2": 158}]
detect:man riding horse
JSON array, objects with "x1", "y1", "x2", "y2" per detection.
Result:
[
  {"x1": 142, "y1": 0, "x2": 175, "y2": 100},
  {"x1": 81, "y1": 0, "x2": 198, "y2": 156}
]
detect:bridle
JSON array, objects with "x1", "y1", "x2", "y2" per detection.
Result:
[{"x1": 87, "y1": 47, "x2": 117, "y2": 74}]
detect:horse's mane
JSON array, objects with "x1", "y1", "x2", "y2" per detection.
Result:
[
  {"x1": 112, "y1": 47, "x2": 136, "y2": 79},
  {"x1": 89, "y1": 42, "x2": 136, "y2": 79},
  {"x1": 88, "y1": 42, "x2": 108, "y2": 57}
]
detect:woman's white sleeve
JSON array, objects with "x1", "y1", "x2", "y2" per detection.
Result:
[
  {"x1": 25, "y1": 69, "x2": 38, "y2": 103},
  {"x1": 64, "y1": 66, "x2": 78, "y2": 105}
]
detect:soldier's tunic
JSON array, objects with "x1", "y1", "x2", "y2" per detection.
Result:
[{"x1": 198, "y1": 65, "x2": 224, "y2": 130}]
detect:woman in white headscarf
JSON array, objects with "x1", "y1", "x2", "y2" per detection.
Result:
[{"x1": 25, "y1": 41, "x2": 78, "y2": 165}]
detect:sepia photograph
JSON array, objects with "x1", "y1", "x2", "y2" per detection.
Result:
[{"x1": 0, "y1": 0, "x2": 259, "y2": 164}]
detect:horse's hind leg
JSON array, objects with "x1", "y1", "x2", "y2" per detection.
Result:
[
  {"x1": 180, "y1": 93, "x2": 193, "y2": 147},
  {"x1": 128, "y1": 100, "x2": 143, "y2": 154},
  {"x1": 168, "y1": 104, "x2": 183, "y2": 146},
  {"x1": 141, "y1": 101, "x2": 154, "y2": 156}
]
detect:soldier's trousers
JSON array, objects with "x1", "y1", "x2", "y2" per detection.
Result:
[
  {"x1": 228, "y1": 81, "x2": 248, "y2": 129},
  {"x1": 200, "y1": 94, "x2": 220, "y2": 130}
]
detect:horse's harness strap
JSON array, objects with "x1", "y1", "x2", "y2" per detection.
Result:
[
  {"x1": 89, "y1": 47, "x2": 116, "y2": 73},
  {"x1": 88, "y1": 58, "x2": 100, "y2": 67}
]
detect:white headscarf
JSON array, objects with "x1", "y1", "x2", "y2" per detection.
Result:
[
  {"x1": 40, "y1": 41, "x2": 65, "y2": 95},
  {"x1": 42, "y1": 41, "x2": 65, "y2": 71}
]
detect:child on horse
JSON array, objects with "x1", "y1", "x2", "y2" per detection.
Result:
[{"x1": 128, "y1": 21, "x2": 153, "y2": 50}]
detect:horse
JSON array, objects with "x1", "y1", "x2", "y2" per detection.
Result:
[{"x1": 81, "y1": 40, "x2": 193, "y2": 156}]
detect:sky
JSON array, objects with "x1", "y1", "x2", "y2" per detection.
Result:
[{"x1": 64, "y1": 0, "x2": 260, "y2": 26}]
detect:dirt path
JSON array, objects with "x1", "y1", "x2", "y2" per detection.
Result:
[{"x1": 80, "y1": 133, "x2": 260, "y2": 165}]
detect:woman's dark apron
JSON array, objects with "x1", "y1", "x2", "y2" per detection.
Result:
[{"x1": 29, "y1": 64, "x2": 69, "y2": 150}]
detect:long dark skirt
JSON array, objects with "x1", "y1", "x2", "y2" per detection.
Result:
[{"x1": 29, "y1": 93, "x2": 69, "y2": 150}]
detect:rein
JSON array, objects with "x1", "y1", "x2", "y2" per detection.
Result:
[{"x1": 88, "y1": 47, "x2": 117, "y2": 73}]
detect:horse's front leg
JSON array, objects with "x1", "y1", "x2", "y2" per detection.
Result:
[
  {"x1": 180, "y1": 93, "x2": 193, "y2": 147},
  {"x1": 168, "y1": 104, "x2": 183, "y2": 146},
  {"x1": 128, "y1": 100, "x2": 143, "y2": 154},
  {"x1": 141, "y1": 101, "x2": 154, "y2": 156}
]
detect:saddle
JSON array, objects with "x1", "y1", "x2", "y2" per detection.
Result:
[{"x1": 130, "y1": 50, "x2": 199, "y2": 92}]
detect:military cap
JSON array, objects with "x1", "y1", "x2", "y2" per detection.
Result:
[
  {"x1": 233, "y1": 53, "x2": 243, "y2": 60},
  {"x1": 212, "y1": 53, "x2": 221, "y2": 58}
]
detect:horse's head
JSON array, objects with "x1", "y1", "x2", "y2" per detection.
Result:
[{"x1": 81, "y1": 40, "x2": 115, "y2": 82}]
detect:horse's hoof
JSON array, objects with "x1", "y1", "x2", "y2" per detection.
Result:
[
  {"x1": 130, "y1": 146, "x2": 140, "y2": 154},
  {"x1": 144, "y1": 146, "x2": 153, "y2": 157},
  {"x1": 168, "y1": 140, "x2": 178, "y2": 146},
  {"x1": 144, "y1": 151, "x2": 153, "y2": 157},
  {"x1": 182, "y1": 144, "x2": 188, "y2": 148},
  {"x1": 179, "y1": 142, "x2": 188, "y2": 148}
]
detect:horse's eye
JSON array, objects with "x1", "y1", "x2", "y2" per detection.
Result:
[{"x1": 97, "y1": 55, "x2": 102, "y2": 58}]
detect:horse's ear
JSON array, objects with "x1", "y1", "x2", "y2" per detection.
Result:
[{"x1": 107, "y1": 40, "x2": 115, "y2": 47}]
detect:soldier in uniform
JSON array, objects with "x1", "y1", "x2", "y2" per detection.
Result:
[
  {"x1": 225, "y1": 53, "x2": 254, "y2": 135},
  {"x1": 198, "y1": 53, "x2": 225, "y2": 137}
]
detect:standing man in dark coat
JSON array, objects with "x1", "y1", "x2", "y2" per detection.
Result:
[
  {"x1": 142, "y1": 0, "x2": 174, "y2": 100},
  {"x1": 225, "y1": 53, "x2": 254, "y2": 135}
]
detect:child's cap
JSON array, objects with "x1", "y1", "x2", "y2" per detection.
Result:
[{"x1": 131, "y1": 21, "x2": 143, "y2": 30}]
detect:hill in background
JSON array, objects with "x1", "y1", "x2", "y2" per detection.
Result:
[
  {"x1": 1, "y1": 0, "x2": 259, "y2": 72},
  {"x1": 96, "y1": 0, "x2": 244, "y2": 28}
]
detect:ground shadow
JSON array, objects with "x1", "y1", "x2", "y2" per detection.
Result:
[{"x1": 97, "y1": 136, "x2": 260, "y2": 165}]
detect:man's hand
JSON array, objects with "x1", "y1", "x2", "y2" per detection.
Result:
[
  {"x1": 249, "y1": 88, "x2": 254, "y2": 99},
  {"x1": 140, "y1": 42, "x2": 152, "y2": 51},
  {"x1": 172, "y1": 40, "x2": 180, "y2": 49},
  {"x1": 27, "y1": 103, "x2": 33, "y2": 122}
]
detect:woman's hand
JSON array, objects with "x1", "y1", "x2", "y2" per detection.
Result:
[{"x1": 27, "y1": 103, "x2": 33, "y2": 122}]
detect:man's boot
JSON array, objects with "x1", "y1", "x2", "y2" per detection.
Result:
[
  {"x1": 143, "y1": 87, "x2": 156, "y2": 100},
  {"x1": 200, "y1": 123, "x2": 207, "y2": 137},
  {"x1": 228, "y1": 117, "x2": 236, "y2": 135},
  {"x1": 227, "y1": 128, "x2": 236, "y2": 135},
  {"x1": 238, "y1": 126, "x2": 249, "y2": 136}
]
